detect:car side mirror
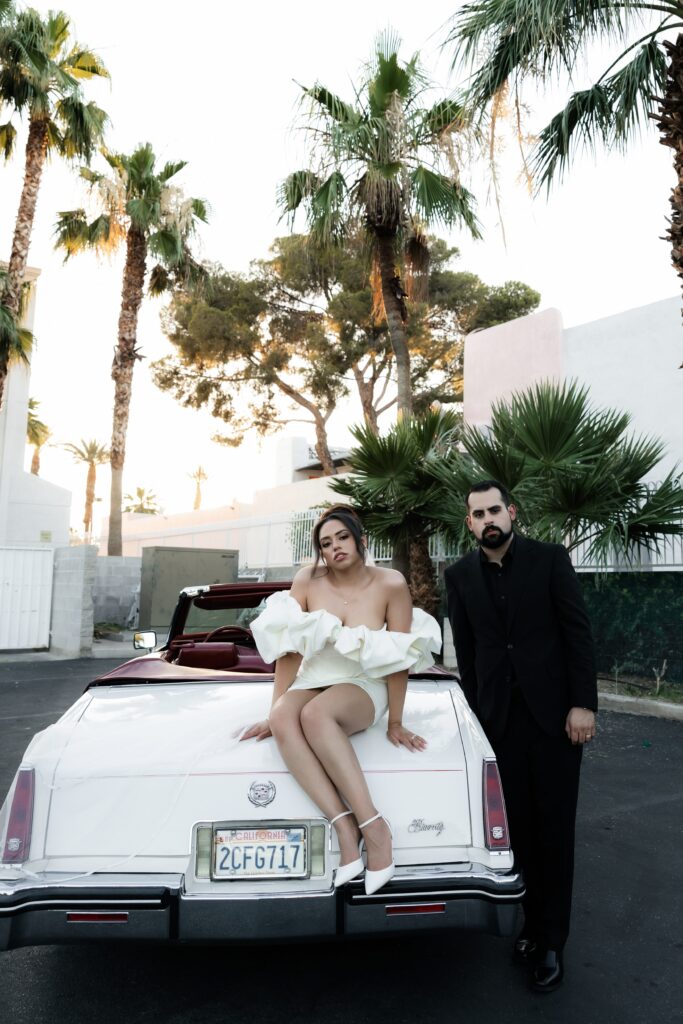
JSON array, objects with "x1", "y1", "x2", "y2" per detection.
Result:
[{"x1": 134, "y1": 630, "x2": 157, "y2": 651}]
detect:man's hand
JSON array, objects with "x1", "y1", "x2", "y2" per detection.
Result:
[{"x1": 565, "y1": 707, "x2": 596, "y2": 745}]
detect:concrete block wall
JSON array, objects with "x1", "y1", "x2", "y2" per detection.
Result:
[
  {"x1": 50, "y1": 545, "x2": 97, "y2": 657},
  {"x1": 93, "y1": 556, "x2": 141, "y2": 627}
]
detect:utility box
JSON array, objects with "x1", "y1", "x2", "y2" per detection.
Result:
[{"x1": 139, "y1": 546, "x2": 238, "y2": 633}]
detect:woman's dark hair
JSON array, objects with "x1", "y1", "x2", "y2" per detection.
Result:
[{"x1": 311, "y1": 504, "x2": 367, "y2": 573}]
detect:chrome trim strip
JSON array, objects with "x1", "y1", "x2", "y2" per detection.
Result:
[
  {"x1": 348, "y1": 887, "x2": 524, "y2": 904},
  {"x1": 180, "y1": 889, "x2": 335, "y2": 902},
  {"x1": 0, "y1": 897, "x2": 164, "y2": 915}
]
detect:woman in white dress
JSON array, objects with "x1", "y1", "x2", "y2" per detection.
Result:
[{"x1": 241, "y1": 505, "x2": 441, "y2": 895}]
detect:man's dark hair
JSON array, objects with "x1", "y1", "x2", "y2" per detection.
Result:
[{"x1": 465, "y1": 479, "x2": 513, "y2": 509}]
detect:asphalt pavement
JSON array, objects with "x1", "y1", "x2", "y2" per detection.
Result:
[{"x1": 0, "y1": 657, "x2": 681, "y2": 1024}]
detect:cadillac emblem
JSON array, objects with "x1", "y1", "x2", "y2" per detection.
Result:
[{"x1": 248, "y1": 780, "x2": 276, "y2": 807}]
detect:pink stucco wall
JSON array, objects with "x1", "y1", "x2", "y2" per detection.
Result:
[{"x1": 463, "y1": 307, "x2": 565, "y2": 426}]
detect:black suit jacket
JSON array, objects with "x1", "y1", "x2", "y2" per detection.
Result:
[{"x1": 445, "y1": 534, "x2": 597, "y2": 740}]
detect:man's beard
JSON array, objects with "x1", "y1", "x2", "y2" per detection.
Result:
[{"x1": 479, "y1": 525, "x2": 513, "y2": 550}]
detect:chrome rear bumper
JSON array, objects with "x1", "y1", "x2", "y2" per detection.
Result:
[{"x1": 0, "y1": 865, "x2": 524, "y2": 950}]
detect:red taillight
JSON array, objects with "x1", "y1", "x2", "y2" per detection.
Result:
[
  {"x1": 386, "y1": 903, "x2": 446, "y2": 917},
  {"x1": 483, "y1": 760, "x2": 510, "y2": 851},
  {"x1": 66, "y1": 912, "x2": 129, "y2": 923},
  {"x1": 2, "y1": 767, "x2": 35, "y2": 864}
]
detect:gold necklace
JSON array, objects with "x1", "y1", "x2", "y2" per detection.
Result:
[{"x1": 328, "y1": 569, "x2": 371, "y2": 606}]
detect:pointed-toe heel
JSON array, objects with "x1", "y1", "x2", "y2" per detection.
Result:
[
  {"x1": 330, "y1": 810, "x2": 364, "y2": 888},
  {"x1": 334, "y1": 856, "x2": 364, "y2": 888},
  {"x1": 364, "y1": 862, "x2": 395, "y2": 895},
  {"x1": 359, "y1": 812, "x2": 394, "y2": 896}
]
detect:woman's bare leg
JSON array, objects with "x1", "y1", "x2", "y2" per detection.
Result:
[
  {"x1": 299, "y1": 684, "x2": 392, "y2": 872},
  {"x1": 268, "y1": 689, "x2": 360, "y2": 865}
]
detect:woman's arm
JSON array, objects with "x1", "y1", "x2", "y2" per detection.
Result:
[
  {"x1": 271, "y1": 652, "x2": 303, "y2": 703},
  {"x1": 239, "y1": 571, "x2": 309, "y2": 741},
  {"x1": 385, "y1": 574, "x2": 427, "y2": 752}
]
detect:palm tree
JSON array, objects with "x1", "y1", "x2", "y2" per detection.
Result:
[
  {"x1": 123, "y1": 486, "x2": 160, "y2": 515},
  {"x1": 330, "y1": 408, "x2": 463, "y2": 615},
  {"x1": 54, "y1": 143, "x2": 208, "y2": 554},
  {"x1": 446, "y1": 1, "x2": 683, "y2": 357},
  {"x1": 0, "y1": 7, "x2": 108, "y2": 406},
  {"x1": 434, "y1": 380, "x2": 683, "y2": 563},
  {"x1": 0, "y1": 267, "x2": 33, "y2": 386},
  {"x1": 280, "y1": 29, "x2": 481, "y2": 415},
  {"x1": 62, "y1": 438, "x2": 109, "y2": 539},
  {"x1": 189, "y1": 465, "x2": 207, "y2": 510},
  {"x1": 26, "y1": 397, "x2": 50, "y2": 474}
]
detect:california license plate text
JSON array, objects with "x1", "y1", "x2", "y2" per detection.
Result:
[{"x1": 212, "y1": 826, "x2": 307, "y2": 879}]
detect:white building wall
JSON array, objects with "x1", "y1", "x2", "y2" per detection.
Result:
[
  {"x1": 0, "y1": 266, "x2": 71, "y2": 546},
  {"x1": 463, "y1": 297, "x2": 683, "y2": 477},
  {"x1": 464, "y1": 307, "x2": 564, "y2": 428},
  {"x1": 564, "y1": 297, "x2": 683, "y2": 481},
  {"x1": 107, "y1": 475, "x2": 343, "y2": 560}
]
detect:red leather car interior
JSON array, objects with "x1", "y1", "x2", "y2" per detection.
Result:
[{"x1": 173, "y1": 639, "x2": 274, "y2": 672}]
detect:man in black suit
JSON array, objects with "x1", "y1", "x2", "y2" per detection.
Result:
[{"x1": 445, "y1": 480, "x2": 597, "y2": 993}]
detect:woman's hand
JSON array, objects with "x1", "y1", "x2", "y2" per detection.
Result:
[
  {"x1": 387, "y1": 721, "x2": 427, "y2": 752},
  {"x1": 237, "y1": 719, "x2": 272, "y2": 742}
]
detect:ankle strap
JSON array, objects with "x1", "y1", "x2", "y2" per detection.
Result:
[
  {"x1": 358, "y1": 812, "x2": 382, "y2": 830},
  {"x1": 330, "y1": 810, "x2": 353, "y2": 826}
]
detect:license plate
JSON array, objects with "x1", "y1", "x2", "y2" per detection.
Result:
[{"x1": 212, "y1": 825, "x2": 308, "y2": 880}]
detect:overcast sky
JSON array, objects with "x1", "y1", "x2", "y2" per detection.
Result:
[{"x1": 0, "y1": 1, "x2": 677, "y2": 532}]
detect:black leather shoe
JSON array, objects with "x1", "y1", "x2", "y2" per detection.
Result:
[
  {"x1": 513, "y1": 933, "x2": 539, "y2": 964},
  {"x1": 530, "y1": 949, "x2": 564, "y2": 993}
]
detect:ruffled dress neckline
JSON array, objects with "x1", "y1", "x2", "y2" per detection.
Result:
[{"x1": 251, "y1": 590, "x2": 442, "y2": 679}]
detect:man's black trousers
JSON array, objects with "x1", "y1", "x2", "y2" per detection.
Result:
[{"x1": 492, "y1": 690, "x2": 583, "y2": 951}]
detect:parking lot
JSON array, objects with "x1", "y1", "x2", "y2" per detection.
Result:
[{"x1": 0, "y1": 658, "x2": 681, "y2": 1024}]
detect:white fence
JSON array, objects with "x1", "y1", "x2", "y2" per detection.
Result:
[
  {"x1": 289, "y1": 509, "x2": 458, "y2": 566},
  {"x1": 0, "y1": 545, "x2": 53, "y2": 649},
  {"x1": 290, "y1": 510, "x2": 683, "y2": 572},
  {"x1": 572, "y1": 532, "x2": 683, "y2": 572},
  {"x1": 114, "y1": 509, "x2": 683, "y2": 574}
]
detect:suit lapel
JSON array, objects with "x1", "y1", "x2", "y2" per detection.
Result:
[
  {"x1": 505, "y1": 533, "x2": 532, "y2": 631},
  {"x1": 468, "y1": 550, "x2": 498, "y2": 620}
]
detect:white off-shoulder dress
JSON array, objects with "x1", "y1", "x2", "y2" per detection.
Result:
[{"x1": 250, "y1": 591, "x2": 442, "y2": 724}]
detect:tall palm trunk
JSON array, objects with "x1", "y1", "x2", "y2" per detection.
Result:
[
  {"x1": 30, "y1": 446, "x2": 40, "y2": 475},
  {"x1": 84, "y1": 461, "x2": 97, "y2": 538},
  {"x1": 376, "y1": 231, "x2": 412, "y2": 417},
  {"x1": 408, "y1": 535, "x2": 440, "y2": 618},
  {"x1": 193, "y1": 481, "x2": 202, "y2": 510},
  {"x1": 0, "y1": 118, "x2": 49, "y2": 407},
  {"x1": 655, "y1": 35, "x2": 683, "y2": 359},
  {"x1": 108, "y1": 226, "x2": 147, "y2": 555},
  {"x1": 391, "y1": 539, "x2": 410, "y2": 581}
]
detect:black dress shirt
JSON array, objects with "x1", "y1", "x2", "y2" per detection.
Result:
[
  {"x1": 479, "y1": 534, "x2": 516, "y2": 622},
  {"x1": 480, "y1": 536, "x2": 517, "y2": 688}
]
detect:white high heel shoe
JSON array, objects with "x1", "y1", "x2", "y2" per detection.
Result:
[
  {"x1": 331, "y1": 810, "x2": 364, "y2": 888},
  {"x1": 359, "y1": 812, "x2": 394, "y2": 895}
]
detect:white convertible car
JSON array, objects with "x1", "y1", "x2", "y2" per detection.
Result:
[{"x1": 0, "y1": 581, "x2": 523, "y2": 950}]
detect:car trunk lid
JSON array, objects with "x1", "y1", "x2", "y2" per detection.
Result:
[{"x1": 44, "y1": 682, "x2": 471, "y2": 861}]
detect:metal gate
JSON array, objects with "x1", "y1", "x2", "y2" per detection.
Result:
[{"x1": 0, "y1": 546, "x2": 53, "y2": 649}]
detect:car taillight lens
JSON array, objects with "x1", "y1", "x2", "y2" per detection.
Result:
[
  {"x1": 2, "y1": 767, "x2": 35, "y2": 864},
  {"x1": 483, "y1": 760, "x2": 510, "y2": 851}
]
